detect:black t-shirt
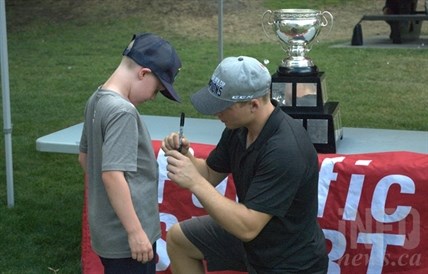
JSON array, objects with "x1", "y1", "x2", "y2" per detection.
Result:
[{"x1": 206, "y1": 106, "x2": 327, "y2": 272}]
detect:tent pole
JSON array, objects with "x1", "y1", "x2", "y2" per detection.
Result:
[
  {"x1": 218, "y1": 0, "x2": 224, "y2": 63},
  {"x1": 0, "y1": 0, "x2": 15, "y2": 208}
]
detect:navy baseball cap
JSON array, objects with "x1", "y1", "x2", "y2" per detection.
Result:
[{"x1": 123, "y1": 33, "x2": 182, "y2": 102}]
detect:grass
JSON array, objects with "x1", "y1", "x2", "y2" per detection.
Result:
[{"x1": 0, "y1": 0, "x2": 427, "y2": 273}]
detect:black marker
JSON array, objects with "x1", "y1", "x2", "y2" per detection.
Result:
[{"x1": 178, "y1": 112, "x2": 185, "y2": 152}]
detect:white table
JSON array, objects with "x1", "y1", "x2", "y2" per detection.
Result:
[{"x1": 36, "y1": 115, "x2": 428, "y2": 154}]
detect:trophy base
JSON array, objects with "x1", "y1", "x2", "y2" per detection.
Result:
[
  {"x1": 271, "y1": 71, "x2": 327, "y2": 113},
  {"x1": 286, "y1": 102, "x2": 343, "y2": 154},
  {"x1": 270, "y1": 71, "x2": 343, "y2": 153},
  {"x1": 277, "y1": 65, "x2": 319, "y2": 76}
]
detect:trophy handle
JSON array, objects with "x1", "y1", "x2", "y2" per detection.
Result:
[
  {"x1": 262, "y1": 10, "x2": 276, "y2": 41},
  {"x1": 306, "y1": 11, "x2": 334, "y2": 52},
  {"x1": 321, "y1": 11, "x2": 334, "y2": 37}
]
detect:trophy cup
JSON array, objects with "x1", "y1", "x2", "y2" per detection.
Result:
[
  {"x1": 262, "y1": 9, "x2": 333, "y2": 75},
  {"x1": 262, "y1": 9, "x2": 342, "y2": 153}
]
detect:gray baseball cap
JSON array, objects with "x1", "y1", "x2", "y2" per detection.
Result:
[{"x1": 191, "y1": 56, "x2": 271, "y2": 115}]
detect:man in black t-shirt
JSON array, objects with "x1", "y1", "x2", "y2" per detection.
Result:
[{"x1": 162, "y1": 56, "x2": 328, "y2": 273}]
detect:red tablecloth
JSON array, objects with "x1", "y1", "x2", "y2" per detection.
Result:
[{"x1": 82, "y1": 141, "x2": 428, "y2": 274}]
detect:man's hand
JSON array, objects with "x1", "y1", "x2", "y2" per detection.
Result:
[
  {"x1": 164, "y1": 149, "x2": 204, "y2": 191},
  {"x1": 162, "y1": 132, "x2": 190, "y2": 155}
]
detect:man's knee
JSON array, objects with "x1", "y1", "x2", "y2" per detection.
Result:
[
  {"x1": 166, "y1": 222, "x2": 204, "y2": 260},
  {"x1": 166, "y1": 223, "x2": 183, "y2": 254}
]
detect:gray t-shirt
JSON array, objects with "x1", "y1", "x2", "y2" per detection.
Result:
[{"x1": 79, "y1": 88, "x2": 160, "y2": 258}]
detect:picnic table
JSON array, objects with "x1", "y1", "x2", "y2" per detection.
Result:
[{"x1": 352, "y1": 1, "x2": 428, "y2": 45}]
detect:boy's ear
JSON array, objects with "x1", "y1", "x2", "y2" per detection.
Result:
[{"x1": 138, "y1": 67, "x2": 152, "y2": 79}]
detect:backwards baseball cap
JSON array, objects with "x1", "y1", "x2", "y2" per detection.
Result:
[
  {"x1": 123, "y1": 33, "x2": 182, "y2": 102},
  {"x1": 191, "y1": 56, "x2": 271, "y2": 115}
]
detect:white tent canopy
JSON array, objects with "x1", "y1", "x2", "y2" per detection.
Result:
[{"x1": 0, "y1": 0, "x2": 14, "y2": 208}]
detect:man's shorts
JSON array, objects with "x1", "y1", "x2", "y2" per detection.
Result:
[
  {"x1": 180, "y1": 215, "x2": 250, "y2": 272},
  {"x1": 180, "y1": 215, "x2": 328, "y2": 274}
]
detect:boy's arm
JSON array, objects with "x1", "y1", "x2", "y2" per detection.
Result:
[{"x1": 102, "y1": 170, "x2": 154, "y2": 263}]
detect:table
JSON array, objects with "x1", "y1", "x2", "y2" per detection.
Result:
[
  {"x1": 354, "y1": 13, "x2": 427, "y2": 44},
  {"x1": 36, "y1": 115, "x2": 428, "y2": 155},
  {"x1": 36, "y1": 115, "x2": 428, "y2": 274}
]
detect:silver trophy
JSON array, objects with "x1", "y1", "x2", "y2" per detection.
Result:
[{"x1": 262, "y1": 9, "x2": 333, "y2": 75}]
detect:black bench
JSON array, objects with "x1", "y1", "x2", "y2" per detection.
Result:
[
  {"x1": 352, "y1": 11, "x2": 428, "y2": 45},
  {"x1": 359, "y1": 11, "x2": 428, "y2": 22}
]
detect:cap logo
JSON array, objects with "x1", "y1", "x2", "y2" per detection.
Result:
[
  {"x1": 174, "y1": 67, "x2": 181, "y2": 80},
  {"x1": 231, "y1": 95, "x2": 255, "y2": 100},
  {"x1": 208, "y1": 76, "x2": 225, "y2": 97}
]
